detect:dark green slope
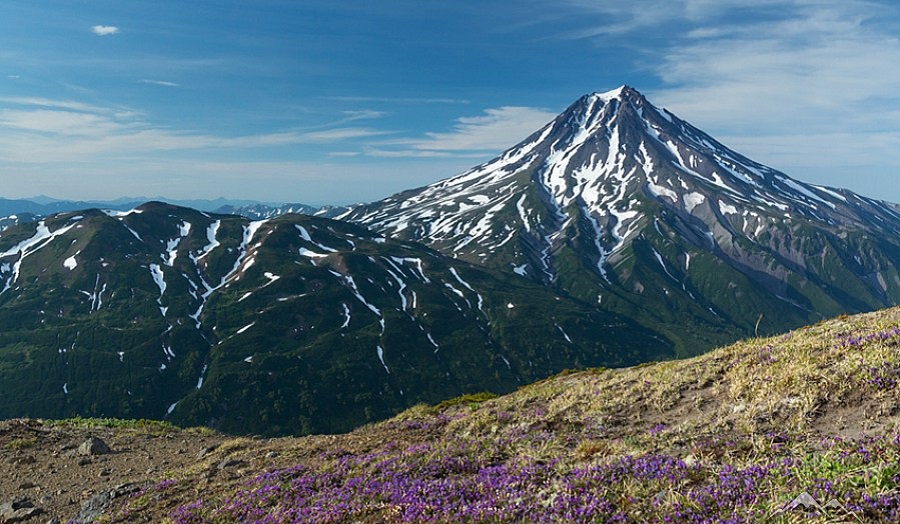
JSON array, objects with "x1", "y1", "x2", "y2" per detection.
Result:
[{"x1": 0, "y1": 202, "x2": 671, "y2": 436}]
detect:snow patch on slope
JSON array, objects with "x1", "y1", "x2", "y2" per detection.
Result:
[
  {"x1": 683, "y1": 193, "x2": 705, "y2": 212},
  {"x1": 64, "y1": 254, "x2": 78, "y2": 270},
  {"x1": 193, "y1": 220, "x2": 221, "y2": 261},
  {"x1": 0, "y1": 220, "x2": 79, "y2": 293}
]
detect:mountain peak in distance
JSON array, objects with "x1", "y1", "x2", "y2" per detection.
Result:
[{"x1": 351, "y1": 86, "x2": 900, "y2": 356}]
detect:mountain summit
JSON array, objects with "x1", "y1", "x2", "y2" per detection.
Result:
[{"x1": 352, "y1": 86, "x2": 900, "y2": 354}]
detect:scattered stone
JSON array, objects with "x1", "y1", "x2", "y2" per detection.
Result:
[
  {"x1": 76, "y1": 458, "x2": 91, "y2": 467},
  {"x1": 265, "y1": 451, "x2": 279, "y2": 459},
  {"x1": 77, "y1": 437, "x2": 110, "y2": 457},
  {"x1": 217, "y1": 458, "x2": 243, "y2": 470},
  {"x1": 196, "y1": 445, "x2": 217, "y2": 459},
  {"x1": 69, "y1": 484, "x2": 143, "y2": 524},
  {"x1": 17, "y1": 481, "x2": 36, "y2": 490},
  {"x1": 13, "y1": 456, "x2": 36, "y2": 466},
  {"x1": 0, "y1": 497, "x2": 42, "y2": 523}
]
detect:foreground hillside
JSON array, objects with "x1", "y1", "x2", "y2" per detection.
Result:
[{"x1": 5, "y1": 307, "x2": 900, "y2": 523}]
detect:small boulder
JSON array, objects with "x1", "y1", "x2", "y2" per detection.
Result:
[
  {"x1": 196, "y1": 445, "x2": 217, "y2": 459},
  {"x1": 70, "y1": 484, "x2": 142, "y2": 524},
  {"x1": 77, "y1": 437, "x2": 111, "y2": 456},
  {"x1": 0, "y1": 497, "x2": 42, "y2": 523},
  {"x1": 217, "y1": 458, "x2": 243, "y2": 470}
]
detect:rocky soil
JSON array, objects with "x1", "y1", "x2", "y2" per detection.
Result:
[
  {"x1": 0, "y1": 418, "x2": 423, "y2": 523},
  {"x1": 0, "y1": 419, "x2": 229, "y2": 523}
]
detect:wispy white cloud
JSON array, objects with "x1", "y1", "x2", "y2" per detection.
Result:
[
  {"x1": 91, "y1": 25, "x2": 119, "y2": 36},
  {"x1": 364, "y1": 148, "x2": 456, "y2": 159},
  {"x1": 327, "y1": 151, "x2": 362, "y2": 157},
  {"x1": 651, "y1": 5, "x2": 900, "y2": 128},
  {"x1": 418, "y1": 107, "x2": 557, "y2": 151},
  {"x1": 0, "y1": 97, "x2": 134, "y2": 116},
  {"x1": 0, "y1": 99, "x2": 392, "y2": 164},
  {"x1": 290, "y1": 127, "x2": 390, "y2": 142},
  {"x1": 325, "y1": 95, "x2": 470, "y2": 105},
  {"x1": 559, "y1": 0, "x2": 807, "y2": 37},
  {"x1": 646, "y1": 2, "x2": 900, "y2": 190},
  {"x1": 369, "y1": 106, "x2": 558, "y2": 158},
  {"x1": 140, "y1": 79, "x2": 180, "y2": 87},
  {"x1": 0, "y1": 109, "x2": 129, "y2": 137},
  {"x1": 340, "y1": 109, "x2": 387, "y2": 121},
  {"x1": 557, "y1": 0, "x2": 683, "y2": 37}
]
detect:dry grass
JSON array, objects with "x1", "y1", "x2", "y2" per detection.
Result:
[{"x1": 433, "y1": 307, "x2": 900, "y2": 463}]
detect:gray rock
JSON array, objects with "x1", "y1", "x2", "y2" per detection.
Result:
[
  {"x1": 217, "y1": 458, "x2": 243, "y2": 470},
  {"x1": 77, "y1": 437, "x2": 111, "y2": 456},
  {"x1": 0, "y1": 497, "x2": 42, "y2": 523},
  {"x1": 68, "y1": 484, "x2": 142, "y2": 524},
  {"x1": 196, "y1": 445, "x2": 217, "y2": 459}
]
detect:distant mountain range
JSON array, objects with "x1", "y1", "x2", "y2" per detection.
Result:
[
  {"x1": 1, "y1": 86, "x2": 898, "y2": 435},
  {"x1": 0, "y1": 197, "x2": 349, "y2": 228}
]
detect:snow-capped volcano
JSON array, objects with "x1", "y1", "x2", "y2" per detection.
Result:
[{"x1": 352, "y1": 86, "x2": 900, "y2": 354}]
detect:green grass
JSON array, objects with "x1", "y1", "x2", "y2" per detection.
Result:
[
  {"x1": 433, "y1": 392, "x2": 499, "y2": 411},
  {"x1": 46, "y1": 416, "x2": 179, "y2": 433}
]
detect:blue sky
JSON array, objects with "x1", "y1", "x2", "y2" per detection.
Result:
[{"x1": 2, "y1": 0, "x2": 900, "y2": 205}]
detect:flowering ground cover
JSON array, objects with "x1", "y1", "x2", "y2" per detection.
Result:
[
  {"x1": 163, "y1": 434, "x2": 900, "y2": 523},
  {"x1": 94, "y1": 307, "x2": 900, "y2": 523}
]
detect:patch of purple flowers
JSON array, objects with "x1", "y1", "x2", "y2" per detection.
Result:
[
  {"x1": 837, "y1": 326, "x2": 900, "y2": 348},
  {"x1": 867, "y1": 361, "x2": 900, "y2": 391},
  {"x1": 166, "y1": 431, "x2": 900, "y2": 524},
  {"x1": 168, "y1": 443, "x2": 790, "y2": 524}
]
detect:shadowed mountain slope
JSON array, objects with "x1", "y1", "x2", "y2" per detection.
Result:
[{"x1": 0, "y1": 202, "x2": 669, "y2": 436}]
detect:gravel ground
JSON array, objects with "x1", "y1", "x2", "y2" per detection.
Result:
[{"x1": 0, "y1": 419, "x2": 229, "y2": 524}]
